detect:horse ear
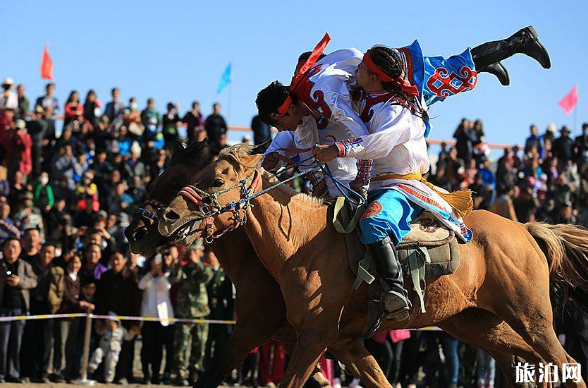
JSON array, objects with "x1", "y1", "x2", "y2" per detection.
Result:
[
  {"x1": 170, "y1": 141, "x2": 187, "y2": 162},
  {"x1": 248, "y1": 143, "x2": 267, "y2": 155}
]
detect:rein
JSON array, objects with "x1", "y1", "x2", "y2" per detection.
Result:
[
  {"x1": 135, "y1": 199, "x2": 168, "y2": 224},
  {"x1": 179, "y1": 162, "x2": 318, "y2": 243}
]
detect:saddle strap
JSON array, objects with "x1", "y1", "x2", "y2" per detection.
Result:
[
  {"x1": 408, "y1": 247, "x2": 430, "y2": 314},
  {"x1": 333, "y1": 196, "x2": 365, "y2": 234},
  {"x1": 353, "y1": 252, "x2": 375, "y2": 290}
]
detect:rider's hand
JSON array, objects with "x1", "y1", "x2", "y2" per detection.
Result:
[
  {"x1": 262, "y1": 152, "x2": 280, "y2": 171},
  {"x1": 313, "y1": 144, "x2": 339, "y2": 163}
]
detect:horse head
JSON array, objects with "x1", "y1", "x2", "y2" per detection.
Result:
[
  {"x1": 158, "y1": 143, "x2": 265, "y2": 247},
  {"x1": 125, "y1": 140, "x2": 214, "y2": 257}
]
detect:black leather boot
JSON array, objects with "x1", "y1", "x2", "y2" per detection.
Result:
[
  {"x1": 371, "y1": 237, "x2": 411, "y2": 321},
  {"x1": 478, "y1": 62, "x2": 510, "y2": 86},
  {"x1": 471, "y1": 26, "x2": 551, "y2": 70},
  {"x1": 362, "y1": 282, "x2": 385, "y2": 338}
]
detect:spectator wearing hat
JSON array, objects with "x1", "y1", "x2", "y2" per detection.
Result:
[
  {"x1": 88, "y1": 312, "x2": 127, "y2": 384},
  {"x1": 0, "y1": 78, "x2": 18, "y2": 112},
  {"x1": 0, "y1": 238, "x2": 38, "y2": 383},
  {"x1": 15, "y1": 85, "x2": 29, "y2": 121},
  {"x1": 553, "y1": 126, "x2": 574, "y2": 172},
  {"x1": 557, "y1": 201, "x2": 576, "y2": 224}
]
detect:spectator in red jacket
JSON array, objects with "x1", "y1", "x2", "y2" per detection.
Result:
[{"x1": 7, "y1": 120, "x2": 32, "y2": 181}]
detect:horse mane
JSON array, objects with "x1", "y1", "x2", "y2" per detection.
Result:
[
  {"x1": 219, "y1": 144, "x2": 325, "y2": 206},
  {"x1": 260, "y1": 170, "x2": 325, "y2": 206}
]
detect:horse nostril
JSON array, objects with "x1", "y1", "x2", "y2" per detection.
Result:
[
  {"x1": 163, "y1": 210, "x2": 180, "y2": 222},
  {"x1": 132, "y1": 228, "x2": 147, "y2": 242}
]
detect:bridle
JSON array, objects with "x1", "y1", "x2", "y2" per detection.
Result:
[
  {"x1": 179, "y1": 170, "x2": 263, "y2": 243},
  {"x1": 135, "y1": 199, "x2": 167, "y2": 225}
]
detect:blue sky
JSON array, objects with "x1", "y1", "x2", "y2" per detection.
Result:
[{"x1": 2, "y1": 0, "x2": 587, "y2": 147}]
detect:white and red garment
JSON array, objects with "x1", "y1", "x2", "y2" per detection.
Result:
[
  {"x1": 265, "y1": 116, "x2": 357, "y2": 197},
  {"x1": 337, "y1": 92, "x2": 472, "y2": 242}
]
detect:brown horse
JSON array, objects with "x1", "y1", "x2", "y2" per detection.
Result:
[
  {"x1": 126, "y1": 141, "x2": 332, "y2": 388},
  {"x1": 158, "y1": 144, "x2": 588, "y2": 388},
  {"x1": 127, "y1": 142, "x2": 537, "y2": 388}
]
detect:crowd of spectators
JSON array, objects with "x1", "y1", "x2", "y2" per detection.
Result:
[{"x1": 0, "y1": 76, "x2": 585, "y2": 387}]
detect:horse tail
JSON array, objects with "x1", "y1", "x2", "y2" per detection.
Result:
[{"x1": 525, "y1": 221, "x2": 588, "y2": 310}]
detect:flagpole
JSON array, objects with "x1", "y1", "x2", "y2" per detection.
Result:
[
  {"x1": 228, "y1": 76, "x2": 233, "y2": 124},
  {"x1": 575, "y1": 85, "x2": 579, "y2": 135}
]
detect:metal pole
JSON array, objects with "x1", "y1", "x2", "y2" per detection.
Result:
[{"x1": 76, "y1": 313, "x2": 96, "y2": 386}]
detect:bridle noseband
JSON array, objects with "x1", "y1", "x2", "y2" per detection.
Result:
[
  {"x1": 136, "y1": 199, "x2": 167, "y2": 225},
  {"x1": 178, "y1": 170, "x2": 262, "y2": 243}
]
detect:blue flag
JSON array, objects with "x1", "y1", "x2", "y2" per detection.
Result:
[{"x1": 217, "y1": 63, "x2": 232, "y2": 94}]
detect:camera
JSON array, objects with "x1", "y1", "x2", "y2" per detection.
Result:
[{"x1": 6, "y1": 270, "x2": 12, "y2": 277}]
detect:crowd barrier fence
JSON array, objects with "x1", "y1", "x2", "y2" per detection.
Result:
[{"x1": 1, "y1": 312, "x2": 441, "y2": 385}]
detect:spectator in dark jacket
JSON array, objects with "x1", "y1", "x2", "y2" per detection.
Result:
[
  {"x1": 204, "y1": 103, "x2": 228, "y2": 150},
  {"x1": 20, "y1": 242, "x2": 57, "y2": 382},
  {"x1": 553, "y1": 126, "x2": 575, "y2": 171},
  {"x1": 0, "y1": 238, "x2": 37, "y2": 383},
  {"x1": 251, "y1": 115, "x2": 271, "y2": 150},
  {"x1": 182, "y1": 101, "x2": 205, "y2": 144},
  {"x1": 95, "y1": 253, "x2": 141, "y2": 384},
  {"x1": 51, "y1": 254, "x2": 94, "y2": 382}
]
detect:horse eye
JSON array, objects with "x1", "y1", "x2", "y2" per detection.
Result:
[{"x1": 212, "y1": 179, "x2": 224, "y2": 187}]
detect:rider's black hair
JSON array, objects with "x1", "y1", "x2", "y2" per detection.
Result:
[
  {"x1": 256, "y1": 81, "x2": 294, "y2": 126},
  {"x1": 297, "y1": 51, "x2": 326, "y2": 63},
  {"x1": 368, "y1": 45, "x2": 426, "y2": 118}
]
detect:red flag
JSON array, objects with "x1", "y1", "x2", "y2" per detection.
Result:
[
  {"x1": 40, "y1": 44, "x2": 54, "y2": 81},
  {"x1": 558, "y1": 85, "x2": 578, "y2": 115}
]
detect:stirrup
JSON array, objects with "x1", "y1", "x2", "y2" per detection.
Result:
[
  {"x1": 362, "y1": 299, "x2": 385, "y2": 338},
  {"x1": 382, "y1": 290, "x2": 411, "y2": 322}
]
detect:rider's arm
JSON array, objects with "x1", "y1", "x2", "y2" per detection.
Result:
[
  {"x1": 328, "y1": 92, "x2": 370, "y2": 140},
  {"x1": 335, "y1": 105, "x2": 420, "y2": 160},
  {"x1": 265, "y1": 131, "x2": 294, "y2": 156}
]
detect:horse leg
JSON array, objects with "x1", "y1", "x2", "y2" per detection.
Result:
[
  {"x1": 486, "y1": 274, "x2": 585, "y2": 388},
  {"x1": 193, "y1": 318, "x2": 274, "y2": 388},
  {"x1": 438, "y1": 308, "x2": 544, "y2": 388},
  {"x1": 280, "y1": 341, "x2": 332, "y2": 388},
  {"x1": 279, "y1": 319, "x2": 340, "y2": 388},
  {"x1": 328, "y1": 337, "x2": 393, "y2": 388}
]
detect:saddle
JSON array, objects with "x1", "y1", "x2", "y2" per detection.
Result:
[{"x1": 332, "y1": 196, "x2": 461, "y2": 314}]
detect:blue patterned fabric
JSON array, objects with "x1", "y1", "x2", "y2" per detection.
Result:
[
  {"x1": 395, "y1": 41, "x2": 477, "y2": 137},
  {"x1": 359, "y1": 189, "x2": 423, "y2": 245}
]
